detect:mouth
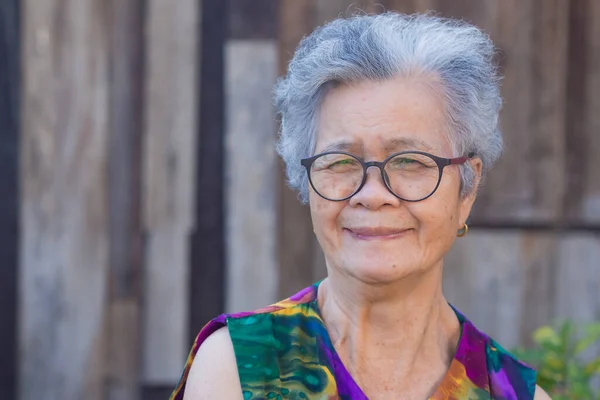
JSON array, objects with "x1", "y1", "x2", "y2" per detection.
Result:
[{"x1": 344, "y1": 227, "x2": 412, "y2": 241}]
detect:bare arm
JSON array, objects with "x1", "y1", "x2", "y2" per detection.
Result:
[
  {"x1": 534, "y1": 385, "x2": 552, "y2": 400},
  {"x1": 183, "y1": 327, "x2": 244, "y2": 400}
]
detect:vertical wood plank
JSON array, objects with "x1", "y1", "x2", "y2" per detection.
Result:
[
  {"x1": 142, "y1": 0, "x2": 200, "y2": 385},
  {"x1": 277, "y1": 0, "x2": 315, "y2": 76},
  {"x1": 106, "y1": 1, "x2": 144, "y2": 398},
  {"x1": 224, "y1": 41, "x2": 279, "y2": 312},
  {"x1": 444, "y1": 232, "x2": 529, "y2": 348},
  {"x1": 554, "y1": 232, "x2": 600, "y2": 365},
  {"x1": 225, "y1": 1, "x2": 279, "y2": 312},
  {"x1": 277, "y1": 0, "x2": 322, "y2": 298},
  {"x1": 468, "y1": 0, "x2": 570, "y2": 224},
  {"x1": 0, "y1": 0, "x2": 19, "y2": 398},
  {"x1": 517, "y1": 232, "x2": 559, "y2": 346},
  {"x1": 20, "y1": 0, "x2": 110, "y2": 398},
  {"x1": 569, "y1": 0, "x2": 600, "y2": 224},
  {"x1": 444, "y1": 230, "x2": 559, "y2": 349},
  {"x1": 445, "y1": 229, "x2": 600, "y2": 350},
  {"x1": 555, "y1": 233, "x2": 600, "y2": 323},
  {"x1": 190, "y1": 0, "x2": 226, "y2": 340}
]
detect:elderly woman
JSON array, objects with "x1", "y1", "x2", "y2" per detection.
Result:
[{"x1": 172, "y1": 12, "x2": 551, "y2": 400}]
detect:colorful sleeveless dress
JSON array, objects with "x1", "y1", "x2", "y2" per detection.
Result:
[{"x1": 170, "y1": 282, "x2": 536, "y2": 399}]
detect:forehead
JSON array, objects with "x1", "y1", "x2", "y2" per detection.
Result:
[{"x1": 315, "y1": 76, "x2": 451, "y2": 155}]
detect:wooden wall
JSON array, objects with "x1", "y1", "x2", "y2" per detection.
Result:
[
  {"x1": 12, "y1": 0, "x2": 599, "y2": 399},
  {"x1": 19, "y1": 0, "x2": 200, "y2": 399}
]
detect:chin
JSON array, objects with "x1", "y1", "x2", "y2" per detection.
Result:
[{"x1": 339, "y1": 253, "x2": 417, "y2": 285}]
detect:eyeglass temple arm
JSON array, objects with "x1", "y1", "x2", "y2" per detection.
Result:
[{"x1": 449, "y1": 152, "x2": 475, "y2": 165}]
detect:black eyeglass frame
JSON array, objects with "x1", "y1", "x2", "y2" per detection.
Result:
[{"x1": 300, "y1": 150, "x2": 475, "y2": 202}]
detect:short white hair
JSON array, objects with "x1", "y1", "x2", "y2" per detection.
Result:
[{"x1": 274, "y1": 12, "x2": 503, "y2": 203}]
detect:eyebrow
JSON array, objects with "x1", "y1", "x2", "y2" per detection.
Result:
[
  {"x1": 319, "y1": 140, "x2": 359, "y2": 153},
  {"x1": 383, "y1": 137, "x2": 434, "y2": 152},
  {"x1": 318, "y1": 137, "x2": 434, "y2": 154}
]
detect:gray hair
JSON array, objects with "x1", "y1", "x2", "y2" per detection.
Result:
[{"x1": 274, "y1": 12, "x2": 503, "y2": 203}]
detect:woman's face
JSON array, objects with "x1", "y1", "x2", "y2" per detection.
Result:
[{"x1": 310, "y1": 76, "x2": 482, "y2": 284}]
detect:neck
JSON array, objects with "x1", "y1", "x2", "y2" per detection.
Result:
[{"x1": 317, "y1": 264, "x2": 460, "y2": 383}]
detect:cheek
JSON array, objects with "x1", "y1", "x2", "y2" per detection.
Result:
[
  {"x1": 309, "y1": 192, "x2": 343, "y2": 239},
  {"x1": 411, "y1": 185, "x2": 462, "y2": 242}
]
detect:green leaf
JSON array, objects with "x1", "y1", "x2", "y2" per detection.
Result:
[
  {"x1": 583, "y1": 358, "x2": 600, "y2": 376},
  {"x1": 534, "y1": 326, "x2": 562, "y2": 349},
  {"x1": 559, "y1": 320, "x2": 574, "y2": 355},
  {"x1": 542, "y1": 353, "x2": 566, "y2": 372},
  {"x1": 574, "y1": 324, "x2": 600, "y2": 356}
]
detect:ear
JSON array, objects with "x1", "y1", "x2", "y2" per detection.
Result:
[{"x1": 458, "y1": 157, "x2": 483, "y2": 228}]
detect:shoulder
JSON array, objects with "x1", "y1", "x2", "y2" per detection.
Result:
[
  {"x1": 534, "y1": 385, "x2": 552, "y2": 400},
  {"x1": 174, "y1": 284, "x2": 320, "y2": 399},
  {"x1": 183, "y1": 327, "x2": 243, "y2": 400},
  {"x1": 454, "y1": 311, "x2": 538, "y2": 398}
]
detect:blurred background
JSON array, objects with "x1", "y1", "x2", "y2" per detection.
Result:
[{"x1": 1, "y1": 0, "x2": 599, "y2": 399}]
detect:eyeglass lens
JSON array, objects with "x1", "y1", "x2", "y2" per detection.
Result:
[{"x1": 309, "y1": 152, "x2": 441, "y2": 201}]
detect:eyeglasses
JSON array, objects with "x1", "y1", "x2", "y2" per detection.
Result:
[{"x1": 301, "y1": 151, "x2": 474, "y2": 202}]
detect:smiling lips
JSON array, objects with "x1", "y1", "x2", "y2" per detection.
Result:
[{"x1": 344, "y1": 227, "x2": 411, "y2": 240}]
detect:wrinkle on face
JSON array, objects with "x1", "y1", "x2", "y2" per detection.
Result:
[{"x1": 310, "y1": 74, "x2": 474, "y2": 285}]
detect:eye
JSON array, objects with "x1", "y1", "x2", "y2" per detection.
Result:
[
  {"x1": 329, "y1": 159, "x2": 355, "y2": 167},
  {"x1": 395, "y1": 158, "x2": 417, "y2": 165},
  {"x1": 390, "y1": 157, "x2": 422, "y2": 168},
  {"x1": 326, "y1": 158, "x2": 361, "y2": 172},
  {"x1": 311, "y1": 153, "x2": 361, "y2": 172},
  {"x1": 387, "y1": 154, "x2": 435, "y2": 171}
]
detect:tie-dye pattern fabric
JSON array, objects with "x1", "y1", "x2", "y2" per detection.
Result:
[{"x1": 170, "y1": 283, "x2": 536, "y2": 399}]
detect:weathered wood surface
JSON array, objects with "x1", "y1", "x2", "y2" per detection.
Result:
[
  {"x1": 106, "y1": 1, "x2": 144, "y2": 398},
  {"x1": 20, "y1": 1, "x2": 111, "y2": 398},
  {"x1": 0, "y1": 0, "x2": 19, "y2": 398},
  {"x1": 14, "y1": 1, "x2": 600, "y2": 397},
  {"x1": 445, "y1": 230, "x2": 600, "y2": 349},
  {"x1": 444, "y1": 231, "x2": 555, "y2": 349},
  {"x1": 141, "y1": 0, "x2": 200, "y2": 385},
  {"x1": 225, "y1": 40, "x2": 279, "y2": 313},
  {"x1": 566, "y1": 0, "x2": 600, "y2": 225},
  {"x1": 190, "y1": 0, "x2": 226, "y2": 342},
  {"x1": 276, "y1": 0, "x2": 322, "y2": 299},
  {"x1": 473, "y1": 0, "x2": 570, "y2": 224}
]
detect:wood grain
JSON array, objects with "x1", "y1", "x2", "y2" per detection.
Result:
[
  {"x1": 225, "y1": 40, "x2": 279, "y2": 312},
  {"x1": 462, "y1": 0, "x2": 569, "y2": 224},
  {"x1": 142, "y1": 0, "x2": 200, "y2": 384},
  {"x1": 277, "y1": 0, "x2": 322, "y2": 298},
  {"x1": 20, "y1": 0, "x2": 110, "y2": 398},
  {"x1": 568, "y1": 0, "x2": 600, "y2": 224},
  {"x1": 444, "y1": 229, "x2": 600, "y2": 350},
  {"x1": 106, "y1": 0, "x2": 144, "y2": 398}
]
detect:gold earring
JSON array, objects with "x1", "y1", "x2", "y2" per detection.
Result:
[{"x1": 457, "y1": 223, "x2": 469, "y2": 237}]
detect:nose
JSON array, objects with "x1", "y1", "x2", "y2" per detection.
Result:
[{"x1": 348, "y1": 166, "x2": 400, "y2": 209}]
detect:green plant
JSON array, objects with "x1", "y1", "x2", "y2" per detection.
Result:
[{"x1": 514, "y1": 321, "x2": 600, "y2": 400}]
